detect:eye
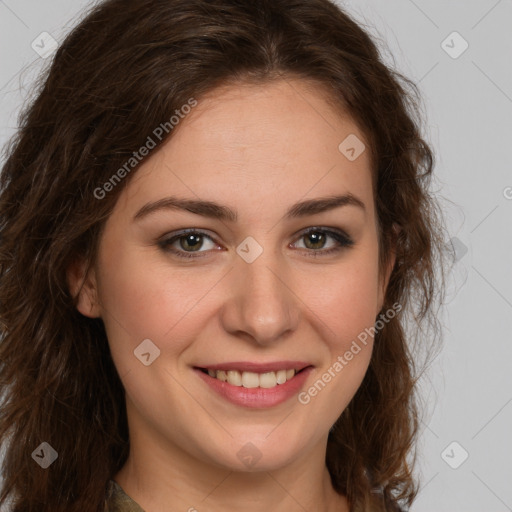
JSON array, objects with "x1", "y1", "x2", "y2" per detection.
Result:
[
  {"x1": 291, "y1": 227, "x2": 354, "y2": 257},
  {"x1": 157, "y1": 229, "x2": 219, "y2": 259}
]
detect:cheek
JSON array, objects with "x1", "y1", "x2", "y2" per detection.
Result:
[
  {"x1": 299, "y1": 257, "x2": 380, "y2": 413},
  {"x1": 95, "y1": 242, "x2": 204, "y2": 370},
  {"x1": 301, "y1": 250, "x2": 380, "y2": 343},
  {"x1": 95, "y1": 242, "x2": 239, "y2": 390}
]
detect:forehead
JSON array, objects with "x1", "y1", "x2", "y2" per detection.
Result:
[{"x1": 120, "y1": 78, "x2": 374, "y2": 220}]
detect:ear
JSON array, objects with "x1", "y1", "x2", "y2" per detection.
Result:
[
  {"x1": 66, "y1": 257, "x2": 101, "y2": 318},
  {"x1": 377, "y1": 223, "x2": 400, "y2": 313}
]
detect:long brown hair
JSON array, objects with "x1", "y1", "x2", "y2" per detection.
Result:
[{"x1": 0, "y1": 1, "x2": 448, "y2": 510}]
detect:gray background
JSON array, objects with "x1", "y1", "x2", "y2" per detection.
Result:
[{"x1": 1, "y1": 1, "x2": 511, "y2": 510}]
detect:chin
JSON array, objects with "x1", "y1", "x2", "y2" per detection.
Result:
[{"x1": 208, "y1": 434, "x2": 308, "y2": 473}]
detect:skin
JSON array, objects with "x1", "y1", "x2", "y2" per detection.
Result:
[{"x1": 69, "y1": 78, "x2": 395, "y2": 512}]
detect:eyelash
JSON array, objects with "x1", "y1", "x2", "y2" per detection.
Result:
[{"x1": 157, "y1": 227, "x2": 354, "y2": 260}]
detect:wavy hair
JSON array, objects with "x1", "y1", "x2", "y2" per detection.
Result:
[{"x1": 0, "y1": 0, "x2": 448, "y2": 510}]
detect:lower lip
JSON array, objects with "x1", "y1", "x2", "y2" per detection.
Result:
[{"x1": 194, "y1": 367, "x2": 313, "y2": 409}]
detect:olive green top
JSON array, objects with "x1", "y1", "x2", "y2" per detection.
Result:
[
  {"x1": 104, "y1": 479, "x2": 404, "y2": 511},
  {"x1": 105, "y1": 480, "x2": 145, "y2": 512}
]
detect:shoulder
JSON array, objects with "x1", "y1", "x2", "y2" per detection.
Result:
[{"x1": 104, "y1": 480, "x2": 145, "y2": 512}]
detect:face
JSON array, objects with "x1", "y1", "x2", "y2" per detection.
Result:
[{"x1": 71, "y1": 78, "x2": 394, "y2": 473}]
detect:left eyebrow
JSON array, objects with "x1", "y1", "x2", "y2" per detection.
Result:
[
  {"x1": 283, "y1": 194, "x2": 366, "y2": 220},
  {"x1": 133, "y1": 193, "x2": 366, "y2": 223}
]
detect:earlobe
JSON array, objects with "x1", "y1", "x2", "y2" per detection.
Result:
[{"x1": 66, "y1": 257, "x2": 101, "y2": 318}]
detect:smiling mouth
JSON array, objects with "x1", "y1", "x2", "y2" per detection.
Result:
[{"x1": 197, "y1": 367, "x2": 311, "y2": 389}]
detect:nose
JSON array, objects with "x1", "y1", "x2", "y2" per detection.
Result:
[{"x1": 219, "y1": 251, "x2": 301, "y2": 346}]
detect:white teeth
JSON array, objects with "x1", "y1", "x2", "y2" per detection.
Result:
[
  {"x1": 259, "y1": 372, "x2": 277, "y2": 388},
  {"x1": 207, "y1": 368, "x2": 299, "y2": 388},
  {"x1": 241, "y1": 371, "x2": 259, "y2": 388},
  {"x1": 276, "y1": 369, "x2": 287, "y2": 385},
  {"x1": 226, "y1": 370, "x2": 242, "y2": 386}
]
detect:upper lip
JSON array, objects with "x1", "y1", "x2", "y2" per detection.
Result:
[{"x1": 195, "y1": 361, "x2": 313, "y2": 373}]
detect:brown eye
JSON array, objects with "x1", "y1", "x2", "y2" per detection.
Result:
[
  {"x1": 302, "y1": 231, "x2": 327, "y2": 250},
  {"x1": 158, "y1": 229, "x2": 218, "y2": 259},
  {"x1": 178, "y1": 233, "x2": 205, "y2": 252},
  {"x1": 293, "y1": 228, "x2": 354, "y2": 257}
]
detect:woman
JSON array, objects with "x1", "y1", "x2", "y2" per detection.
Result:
[{"x1": 0, "y1": 0, "x2": 448, "y2": 510}]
